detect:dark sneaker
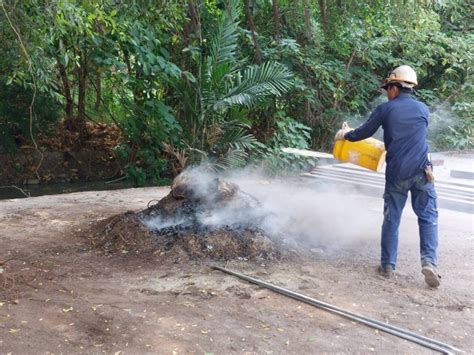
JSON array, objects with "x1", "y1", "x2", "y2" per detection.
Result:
[
  {"x1": 421, "y1": 263, "x2": 441, "y2": 288},
  {"x1": 378, "y1": 265, "x2": 395, "y2": 278}
]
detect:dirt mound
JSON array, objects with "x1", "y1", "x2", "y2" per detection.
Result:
[
  {"x1": 90, "y1": 212, "x2": 280, "y2": 262},
  {"x1": 90, "y1": 212, "x2": 157, "y2": 256},
  {"x1": 89, "y1": 172, "x2": 283, "y2": 262}
]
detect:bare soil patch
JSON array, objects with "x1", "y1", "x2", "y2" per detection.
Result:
[
  {"x1": 0, "y1": 122, "x2": 123, "y2": 185},
  {"x1": 0, "y1": 184, "x2": 472, "y2": 354}
]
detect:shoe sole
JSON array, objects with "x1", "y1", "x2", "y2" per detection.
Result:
[{"x1": 422, "y1": 267, "x2": 440, "y2": 288}]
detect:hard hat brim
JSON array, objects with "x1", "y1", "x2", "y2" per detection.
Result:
[{"x1": 381, "y1": 80, "x2": 415, "y2": 90}]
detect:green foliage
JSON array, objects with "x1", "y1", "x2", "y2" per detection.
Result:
[
  {"x1": 270, "y1": 113, "x2": 312, "y2": 149},
  {"x1": 201, "y1": 121, "x2": 262, "y2": 170},
  {"x1": 173, "y1": 0, "x2": 294, "y2": 170},
  {"x1": 91, "y1": 2, "x2": 186, "y2": 183},
  {"x1": 430, "y1": 82, "x2": 474, "y2": 151},
  {"x1": 248, "y1": 0, "x2": 473, "y2": 150},
  {"x1": 439, "y1": 125, "x2": 473, "y2": 150},
  {"x1": 215, "y1": 62, "x2": 293, "y2": 109},
  {"x1": 255, "y1": 113, "x2": 317, "y2": 175},
  {"x1": 1, "y1": 0, "x2": 472, "y2": 184},
  {"x1": 1, "y1": 0, "x2": 188, "y2": 184}
]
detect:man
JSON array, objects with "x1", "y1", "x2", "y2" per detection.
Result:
[{"x1": 335, "y1": 65, "x2": 440, "y2": 288}]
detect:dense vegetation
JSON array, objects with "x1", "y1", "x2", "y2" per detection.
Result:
[{"x1": 0, "y1": 0, "x2": 472, "y2": 184}]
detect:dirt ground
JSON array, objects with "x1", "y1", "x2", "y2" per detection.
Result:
[
  {"x1": 0, "y1": 184, "x2": 472, "y2": 354},
  {"x1": 0, "y1": 122, "x2": 123, "y2": 185}
]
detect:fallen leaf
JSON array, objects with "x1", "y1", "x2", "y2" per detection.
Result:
[
  {"x1": 8, "y1": 328, "x2": 20, "y2": 334},
  {"x1": 62, "y1": 306, "x2": 73, "y2": 312}
]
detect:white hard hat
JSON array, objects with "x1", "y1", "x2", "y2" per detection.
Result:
[{"x1": 382, "y1": 65, "x2": 418, "y2": 89}]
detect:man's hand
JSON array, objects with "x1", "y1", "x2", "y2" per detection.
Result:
[{"x1": 334, "y1": 122, "x2": 351, "y2": 141}]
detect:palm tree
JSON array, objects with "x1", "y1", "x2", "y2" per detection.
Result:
[{"x1": 174, "y1": 0, "x2": 293, "y2": 169}]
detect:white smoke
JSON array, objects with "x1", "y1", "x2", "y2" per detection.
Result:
[
  {"x1": 342, "y1": 94, "x2": 464, "y2": 152},
  {"x1": 143, "y1": 165, "x2": 379, "y2": 252},
  {"x1": 225, "y1": 168, "x2": 378, "y2": 250},
  {"x1": 343, "y1": 94, "x2": 386, "y2": 141},
  {"x1": 428, "y1": 102, "x2": 465, "y2": 151},
  {"x1": 143, "y1": 215, "x2": 189, "y2": 230}
]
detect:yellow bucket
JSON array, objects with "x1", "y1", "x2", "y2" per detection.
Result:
[{"x1": 333, "y1": 137, "x2": 386, "y2": 172}]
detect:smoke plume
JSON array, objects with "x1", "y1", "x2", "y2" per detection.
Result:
[
  {"x1": 345, "y1": 94, "x2": 465, "y2": 152},
  {"x1": 143, "y1": 165, "x2": 380, "y2": 253}
]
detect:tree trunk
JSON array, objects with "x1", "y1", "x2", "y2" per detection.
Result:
[
  {"x1": 302, "y1": 0, "x2": 312, "y2": 41},
  {"x1": 318, "y1": 0, "x2": 327, "y2": 34},
  {"x1": 95, "y1": 70, "x2": 101, "y2": 111},
  {"x1": 76, "y1": 52, "x2": 88, "y2": 139},
  {"x1": 184, "y1": 0, "x2": 201, "y2": 45},
  {"x1": 57, "y1": 61, "x2": 74, "y2": 129},
  {"x1": 244, "y1": 0, "x2": 262, "y2": 63},
  {"x1": 272, "y1": 0, "x2": 281, "y2": 40},
  {"x1": 93, "y1": 20, "x2": 103, "y2": 111}
]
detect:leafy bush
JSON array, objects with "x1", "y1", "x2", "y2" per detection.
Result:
[
  {"x1": 255, "y1": 113, "x2": 317, "y2": 175},
  {"x1": 428, "y1": 83, "x2": 473, "y2": 151}
]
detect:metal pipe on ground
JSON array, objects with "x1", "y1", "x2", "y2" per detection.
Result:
[{"x1": 210, "y1": 264, "x2": 461, "y2": 354}]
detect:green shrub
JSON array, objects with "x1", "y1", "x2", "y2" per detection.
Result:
[{"x1": 255, "y1": 113, "x2": 317, "y2": 175}]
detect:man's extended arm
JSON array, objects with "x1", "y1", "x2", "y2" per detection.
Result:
[{"x1": 344, "y1": 105, "x2": 385, "y2": 142}]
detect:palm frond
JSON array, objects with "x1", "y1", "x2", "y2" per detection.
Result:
[
  {"x1": 215, "y1": 148, "x2": 249, "y2": 170},
  {"x1": 225, "y1": 129, "x2": 259, "y2": 152},
  {"x1": 208, "y1": 0, "x2": 241, "y2": 67},
  {"x1": 206, "y1": 123, "x2": 257, "y2": 152},
  {"x1": 214, "y1": 61, "x2": 293, "y2": 110},
  {"x1": 204, "y1": 122, "x2": 260, "y2": 169}
]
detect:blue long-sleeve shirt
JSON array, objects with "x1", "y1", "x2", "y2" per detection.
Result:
[{"x1": 344, "y1": 93, "x2": 430, "y2": 182}]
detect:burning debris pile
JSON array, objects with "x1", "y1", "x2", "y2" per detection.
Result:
[{"x1": 90, "y1": 170, "x2": 283, "y2": 262}]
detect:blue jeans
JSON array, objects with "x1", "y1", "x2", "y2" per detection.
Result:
[{"x1": 381, "y1": 172, "x2": 438, "y2": 268}]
